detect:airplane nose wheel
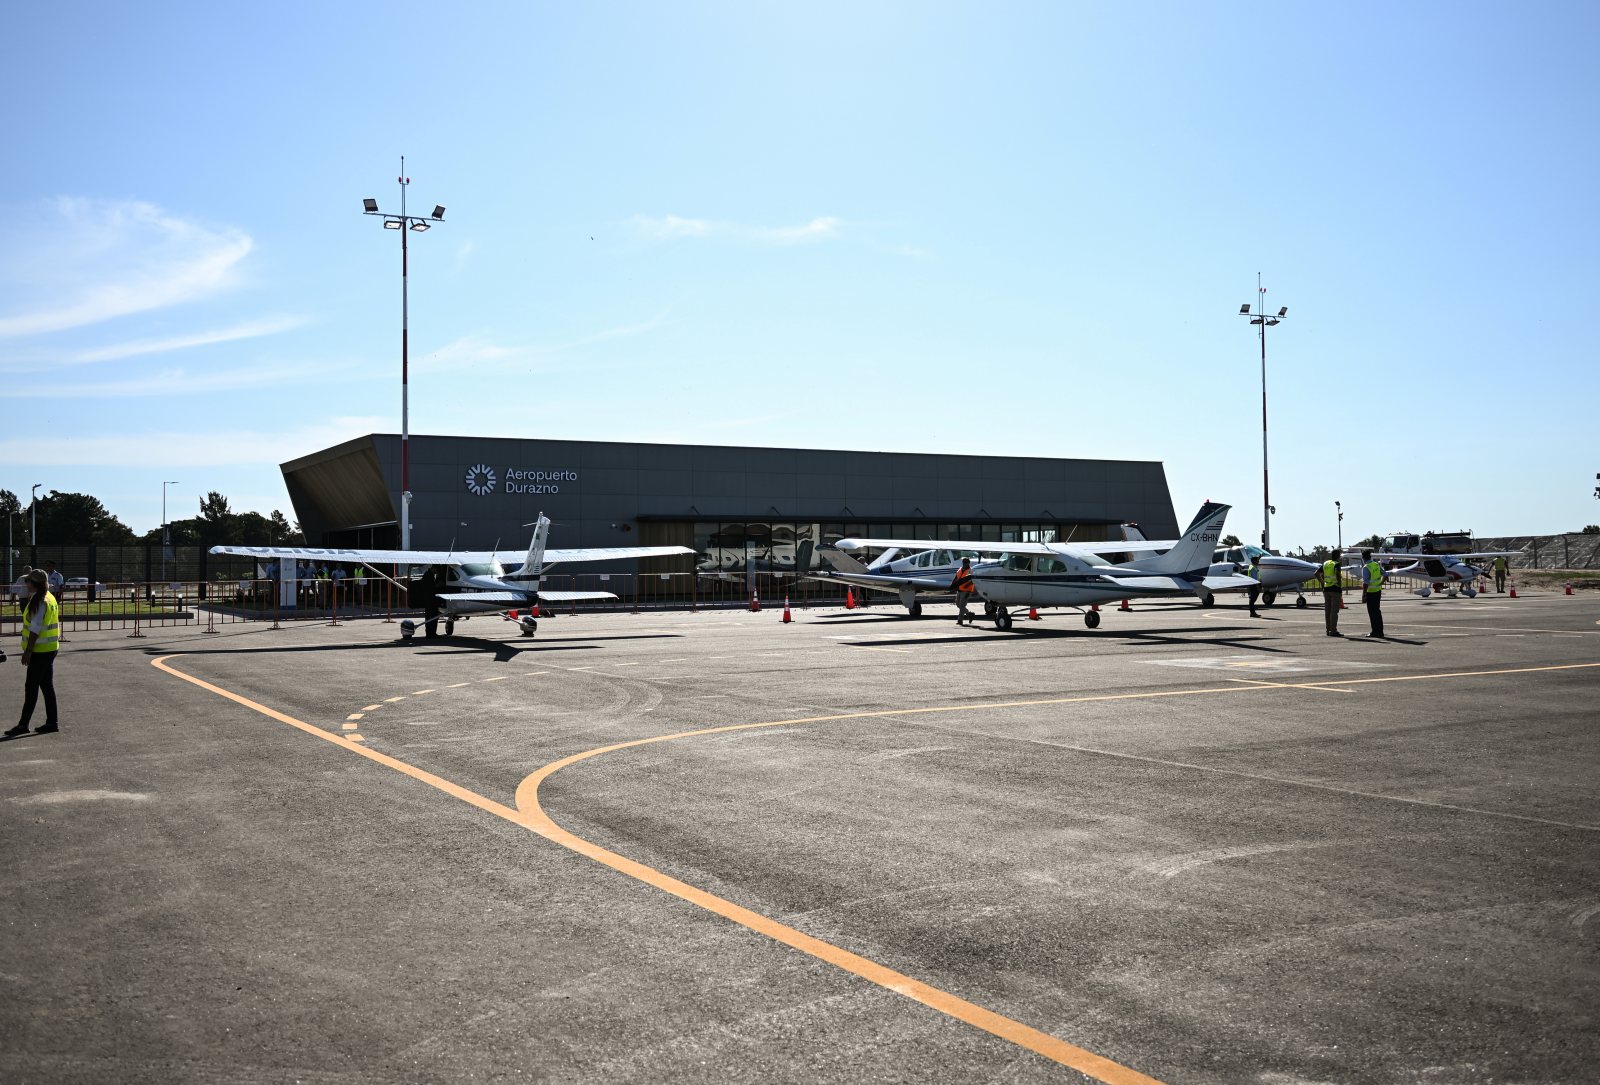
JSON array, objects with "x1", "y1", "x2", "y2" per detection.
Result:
[
  {"x1": 995, "y1": 609, "x2": 1014, "y2": 631},
  {"x1": 1295, "y1": 595, "x2": 1308, "y2": 609},
  {"x1": 444, "y1": 618, "x2": 456, "y2": 636},
  {"x1": 519, "y1": 616, "x2": 538, "y2": 636},
  {"x1": 1084, "y1": 609, "x2": 1101, "y2": 629}
]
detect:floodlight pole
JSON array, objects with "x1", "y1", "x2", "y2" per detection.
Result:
[
  {"x1": 30, "y1": 483, "x2": 41, "y2": 557},
  {"x1": 1238, "y1": 276, "x2": 1287, "y2": 551},
  {"x1": 363, "y1": 157, "x2": 445, "y2": 557}
]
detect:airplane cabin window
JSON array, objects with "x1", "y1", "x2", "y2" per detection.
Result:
[
  {"x1": 1038, "y1": 557, "x2": 1066, "y2": 574},
  {"x1": 1003, "y1": 555, "x2": 1033, "y2": 571}
]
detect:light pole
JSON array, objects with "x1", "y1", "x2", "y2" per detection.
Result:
[
  {"x1": 30, "y1": 483, "x2": 41, "y2": 558},
  {"x1": 1335, "y1": 500, "x2": 1344, "y2": 551},
  {"x1": 162, "y1": 480, "x2": 180, "y2": 583},
  {"x1": 363, "y1": 157, "x2": 446, "y2": 557},
  {"x1": 1238, "y1": 276, "x2": 1287, "y2": 550}
]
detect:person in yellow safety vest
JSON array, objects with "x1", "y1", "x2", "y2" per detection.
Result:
[
  {"x1": 5, "y1": 569, "x2": 61, "y2": 736},
  {"x1": 1493, "y1": 554, "x2": 1508, "y2": 593},
  {"x1": 1246, "y1": 555, "x2": 1262, "y2": 618},
  {"x1": 353, "y1": 565, "x2": 367, "y2": 601},
  {"x1": 1360, "y1": 548, "x2": 1386, "y2": 638},
  {"x1": 951, "y1": 556, "x2": 977, "y2": 625},
  {"x1": 1320, "y1": 548, "x2": 1345, "y2": 637}
]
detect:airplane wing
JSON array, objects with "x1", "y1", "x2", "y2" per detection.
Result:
[
  {"x1": 541, "y1": 545, "x2": 693, "y2": 567},
  {"x1": 1457, "y1": 551, "x2": 1521, "y2": 561},
  {"x1": 209, "y1": 543, "x2": 692, "y2": 566},
  {"x1": 803, "y1": 569, "x2": 959, "y2": 591},
  {"x1": 436, "y1": 589, "x2": 619, "y2": 605},
  {"x1": 1073, "y1": 541, "x2": 1175, "y2": 556},
  {"x1": 836, "y1": 538, "x2": 1056, "y2": 555}
]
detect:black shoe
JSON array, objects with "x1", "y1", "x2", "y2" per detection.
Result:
[
  {"x1": 3, "y1": 723, "x2": 29, "y2": 738},
  {"x1": 33, "y1": 722, "x2": 59, "y2": 734},
  {"x1": 1327, "y1": 631, "x2": 1343, "y2": 637}
]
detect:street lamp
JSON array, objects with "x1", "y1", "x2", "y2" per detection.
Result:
[
  {"x1": 30, "y1": 483, "x2": 41, "y2": 555},
  {"x1": 1237, "y1": 275, "x2": 1288, "y2": 551},
  {"x1": 1335, "y1": 500, "x2": 1344, "y2": 551},
  {"x1": 363, "y1": 157, "x2": 446, "y2": 557},
  {"x1": 163, "y1": 480, "x2": 180, "y2": 582}
]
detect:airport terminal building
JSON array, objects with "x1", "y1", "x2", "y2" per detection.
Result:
[{"x1": 280, "y1": 434, "x2": 1179, "y2": 572}]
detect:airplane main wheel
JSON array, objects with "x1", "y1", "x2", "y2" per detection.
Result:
[
  {"x1": 983, "y1": 600, "x2": 996, "y2": 616},
  {"x1": 995, "y1": 609, "x2": 1014, "y2": 631},
  {"x1": 520, "y1": 617, "x2": 538, "y2": 636},
  {"x1": 444, "y1": 618, "x2": 456, "y2": 636},
  {"x1": 1084, "y1": 609, "x2": 1101, "y2": 629},
  {"x1": 1295, "y1": 596, "x2": 1309, "y2": 609},
  {"x1": 1262, "y1": 591, "x2": 1277, "y2": 607},
  {"x1": 1463, "y1": 587, "x2": 1478, "y2": 598},
  {"x1": 1201, "y1": 592, "x2": 1215, "y2": 608},
  {"x1": 908, "y1": 601, "x2": 922, "y2": 619}
]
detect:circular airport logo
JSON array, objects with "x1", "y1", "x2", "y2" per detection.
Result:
[{"x1": 465, "y1": 463, "x2": 498, "y2": 496}]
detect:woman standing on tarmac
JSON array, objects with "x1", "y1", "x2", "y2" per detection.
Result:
[{"x1": 5, "y1": 569, "x2": 61, "y2": 737}]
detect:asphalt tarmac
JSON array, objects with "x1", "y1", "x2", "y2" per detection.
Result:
[{"x1": 2, "y1": 589, "x2": 1596, "y2": 1084}]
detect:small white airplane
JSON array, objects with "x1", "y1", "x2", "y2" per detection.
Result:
[
  {"x1": 209, "y1": 514, "x2": 693, "y2": 638},
  {"x1": 835, "y1": 503, "x2": 1258, "y2": 629},
  {"x1": 1117, "y1": 526, "x2": 1317, "y2": 608},
  {"x1": 1361, "y1": 530, "x2": 1520, "y2": 598},
  {"x1": 804, "y1": 545, "x2": 992, "y2": 617}
]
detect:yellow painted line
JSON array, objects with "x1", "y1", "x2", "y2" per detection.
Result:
[
  {"x1": 347, "y1": 734, "x2": 365, "y2": 742},
  {"x1": 850, "y1": 645, "x2": 912, "y2": 654},
  {"x1": 363, "y1": 704, "x2": 381, "y2": 711},
  {"x1": 149, "y1": 652, "x2": 1167, "y2": 1084},
  {"x1": 384, "y1": 696, "x2": 406, "y2": 703},
  {"x1": 524, "y1": 671, "x2": 548, "y2": 676},
  {"x1": 448, "y1": 682, "x2": 471, "y2": 688},
  {"x1": 484, "y1": 676, "x2": 509, "y2": 682},
  {"x1": 413, "y1": 689, "x2": 436, "y2": 695},
  {"x1": 151, "y1": 655, "x2": 1600, "y2": 1083},
  {"x1": 342, "y1": 723, "x2": 359, "y2": 730},
  {"x1": 1226, "y1": 678, "x2": 1351, "y2": 694},
  {"x1": 347, "y1": 713, "x2": 365, "y2": 721}
]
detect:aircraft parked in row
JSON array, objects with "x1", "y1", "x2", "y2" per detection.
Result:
[
  {"x1": 1363, "y1": 530, "x2": 1520, "y2": 598},
  {"x1": 209, "y1": 514, "x2": 693, "y2": 638},
  {"x1": 831, "y1": 503, "x2": 1256, "y2": 629}
]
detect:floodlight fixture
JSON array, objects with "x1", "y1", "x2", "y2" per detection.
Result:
[
  {"x1": 431, "y1": 205, "x2": 445, "y2": 220},
  {"x1": 1239, "y1": 303, "x2": 1251, "y2": 314},
  {"x1": 1277, "y1": 306, "x2": 1288, "y2": 317},
  {"x1": 1236, "y1": 276, "x2": 1289, "y2": 551},
  {"x1": 383, "y1": 219, "x2": 402, "y2": 229},
  {"x1": 409, "y1": 220, "x2": 430, "y2": 232},
  {"x1": 363, "y1": 198, "x2": 379, "y2": 213}
]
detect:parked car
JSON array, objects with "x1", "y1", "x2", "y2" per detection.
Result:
[{"x1": 63, "y1": 577, "x2": 108, "y2": 592}]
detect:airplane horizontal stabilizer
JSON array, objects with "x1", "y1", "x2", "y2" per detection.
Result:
[{"x1": 536, "y1": 590, "x2": 619, "y2": 602}]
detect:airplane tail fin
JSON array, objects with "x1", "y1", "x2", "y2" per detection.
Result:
[
  {"x1": 506, "y1": 514, "x2": 551, "y2": 584},
  {"x1": 1132, "y1": 503, "x2": 1230, "y2": 575},
  {"x1": 1120, "y1": 522, "x2": 1148, "y2": 542},
  {"x1": 820, "y1": 548, "x2": 870, "y2": 574}
]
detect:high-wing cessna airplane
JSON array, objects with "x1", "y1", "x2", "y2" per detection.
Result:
[
  {"x1": 1361, "y1": 530, "x2": 1521, "y2": 598},
  {"x1": 209, "y1": 514, "x2": 693, "y2": 638},
  {"x1": 833, "y1": 503, "x2": 1257, "y2": 629}
]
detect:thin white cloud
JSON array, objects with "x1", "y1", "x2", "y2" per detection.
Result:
[
  {"x1": 630, "y1": 214, "x2": 842, "y2": 245},
  {"x1": 0, "y1": 416, "x2": 390, "y2": 467},
  {"x1": 423, "y1": 310, "x2": 670, "y2": 370},
  {"x1": 63, "y1": 315, "x2": 308, "y2": 365},
  {"x1": 0, "y1": 198, "x2": 253, "y2": 339},
  {"x1": 7, "y1": 361, "x2": 340, "y2": 398}
]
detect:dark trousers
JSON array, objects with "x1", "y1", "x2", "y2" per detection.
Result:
[
  {"x1": 1495, "y1": 570, "x2": 1506, "y2": 591},
  {"x1": 1364, "y1": 591, "x2": 1384, "y2": 637},
  {"x1": 1322, "y1": 589, "x2": 1342, "y2": 633},
  {"x1": 956, "y1": 590, "x2": 972, "y2": 621},
  {"x1": 1247, "y1": 586, "x2": 1261, "y2": 615},
  {"x1": 19, "y1": 651, "x2": 58, "y2": 728}
]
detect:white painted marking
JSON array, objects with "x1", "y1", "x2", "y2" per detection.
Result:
[
  {"x1": 1143, "y1": 655, "x2": 1385, "y2": 674},
  {"x1": 11, "y1": 790, "x2": 151, "y2": 805}
]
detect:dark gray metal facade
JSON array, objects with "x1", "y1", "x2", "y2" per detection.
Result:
[{"x1": 281, "y1": 434, "x2": 1178, "y2": 560}]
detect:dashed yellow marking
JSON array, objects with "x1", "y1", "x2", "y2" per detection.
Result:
[
  {"x1": 413, "y1": 689, "x2": 436, "y2": 695},
  {"x1": 484, "y1": 676, "x2": 509, "y2": 682},
  {"x1": 523, "y1": 671, "x2": 548, "y2": 676},
  {"x1": 448, "y1": 682, "x2": 471, "y2": 688},
  {"x1": 346, "y1": 733, "x2": 364, "y2": 742},
  {"x1": 347, "y1": 713, "x2": 365, "y2": 721},
  {"x1": 384, "y1": 696, "x2": 405, "y2": 703},
  {"x1": 342, "y1": 723, "x2": 359, "y2": 730},
  {"x1": 362, "y1": 704, "x2": 381, "y2": 711}
]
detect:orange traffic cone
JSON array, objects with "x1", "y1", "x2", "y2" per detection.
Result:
[
  {"x1": 1118, "y1": 598, "x2": 1132, "y2": 612},
  {"x1": 750, "y1": 591, "x2": 761, "y2": 612},
  {"x1": 845, "y1": 588, "x2": 856, "y2": 610},
  {"x1": 1565, "y1": 581, "x2": 1573, "y2": 596},
  {"x1": 1028, "y1": 606, "x2": 1039, "y2": 620},
  {"x1": 1509, "y1": 582, "x2": 1517, "y2": 598},
  {"x1": 782, "y1": 596, "x2": 792, "y2": 623},
  {"x1": 1339, "y1": 593, "x2": 1346, "y2": 609},
  {"x1": 531, "y1": 604, "x2": 540, "y2": 618}
]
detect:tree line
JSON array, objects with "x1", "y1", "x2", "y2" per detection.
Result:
[{"x1": 0, "y1": 489, "x2": 304, "y2": 548}]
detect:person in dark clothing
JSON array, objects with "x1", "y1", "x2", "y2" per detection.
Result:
[{"x1": 416, "y1": 565, "x2": 447, "y2": 638}]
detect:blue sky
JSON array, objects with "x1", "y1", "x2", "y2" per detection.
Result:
[{"x1": 3, "y1": 2, "x2": 1596, "y2": 550}]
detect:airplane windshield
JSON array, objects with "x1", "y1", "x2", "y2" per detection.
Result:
[{"x1": 459, "y1": 562, "x2": 501, "y2": 576}]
